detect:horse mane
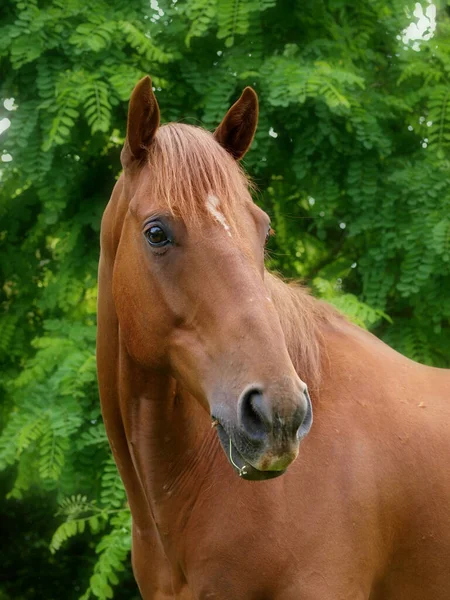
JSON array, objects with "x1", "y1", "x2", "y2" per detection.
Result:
[
  {"x1": 145, "y1": 123, "x2": 341, "y2": 389},
  {"x1": 266, "y1": 274, "x2": 341, "y2": 390}
]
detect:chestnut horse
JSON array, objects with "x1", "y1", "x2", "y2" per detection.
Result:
[{"x1": 97, "y1": 76, "x2": 450, "y2": 599}]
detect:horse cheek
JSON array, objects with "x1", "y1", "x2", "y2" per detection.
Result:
[{"x1": 112, "y1": 266, "x2": 172, "y2": 368}]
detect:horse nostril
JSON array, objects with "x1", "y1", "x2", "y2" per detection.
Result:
[
  {"x1": 238, "y1": 386, "x2": 312, "y2": 443},
  {"x1": 296, "y1": 388, "x2": 313, "y2": 439},
  {"x1": 239, "y1": 387, "x2": 272, "y2": 439},
  {"x1": 292, "y1": 404, "x2": 306, "y2": 435}
]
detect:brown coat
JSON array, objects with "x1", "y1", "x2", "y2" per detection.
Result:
[{"x1": 97, "y1": 77, "x2": 450, "y2": 599}]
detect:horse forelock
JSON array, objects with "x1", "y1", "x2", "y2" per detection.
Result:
[{"x1": 143, "y1": 123, "x2": 254, "y2": 230}]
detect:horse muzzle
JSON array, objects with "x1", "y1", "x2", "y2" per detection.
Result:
[{"x1": 213, "y1": 387, "x2": 313, "y2": 481}]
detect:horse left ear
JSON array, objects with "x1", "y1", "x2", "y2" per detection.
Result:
[
  {"x1": 121, "y1": 76, "x2": 160, "y2": 168},
  {"x1": 214, "y1": 87, "x2": 259, "y2": 160}
]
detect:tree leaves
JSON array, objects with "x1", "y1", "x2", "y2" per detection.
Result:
[
  {"x1": 83, "y1": 80, "x2": 112, "y2": 134},
  {"x1": 262, "y1": 54, "x2": 365, "y2": 110},
  {"x1": 1, "y1": 0, "x2": 450, "y2": 598}
]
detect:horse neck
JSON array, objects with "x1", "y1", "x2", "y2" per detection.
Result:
[{"x1": 117, "y1": 345, "x2": 218, "y2": 529}]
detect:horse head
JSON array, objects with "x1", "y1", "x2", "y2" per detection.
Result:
[{"x1": 111, "y1": 76, "x2": 313, "y2": 481}]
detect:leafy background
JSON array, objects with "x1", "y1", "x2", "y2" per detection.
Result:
[{"x1": 0, "y1": 0, "x2": 449, "y2": 598}]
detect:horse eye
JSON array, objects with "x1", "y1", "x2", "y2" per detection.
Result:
[{"x1": 144, "y1": 224, "x2": 170, "y2": 247}]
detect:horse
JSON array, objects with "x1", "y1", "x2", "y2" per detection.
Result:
[{"x1": 97, "y1": 76, "x2": 450, "y2": 599}]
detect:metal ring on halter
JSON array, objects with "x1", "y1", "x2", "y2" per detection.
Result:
[{"x1": 228, "y1": 438, "x2": 247, "y2": 477}]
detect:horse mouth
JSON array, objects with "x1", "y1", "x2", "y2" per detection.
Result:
[{"x1": 214, "y1": 423, "x2": 286, "y2": 481}]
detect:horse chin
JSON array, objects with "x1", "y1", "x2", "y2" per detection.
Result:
[{"x1": 215, "y1": 424, "x2": 287, "y2": 481}]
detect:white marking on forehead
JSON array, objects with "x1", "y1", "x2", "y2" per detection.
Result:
[{"x1": 206, "y1": 194, "x2": 232, "y2": 237}]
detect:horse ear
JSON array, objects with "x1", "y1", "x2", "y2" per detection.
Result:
[
  {"x1": 214, "y1": 87, "x2": 258, "y2": 160},
  {"x1": 121, "y1": 76, "x2": 160, "y2": 167}
]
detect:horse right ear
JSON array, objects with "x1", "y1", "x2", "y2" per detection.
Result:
[{"x1": 121, "y1": 76, "x2": 160, "y2": 168}]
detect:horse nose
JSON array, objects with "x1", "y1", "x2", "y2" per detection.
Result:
[{"x1": 238, "y1": 386, "x2": 307, "y2": 442}]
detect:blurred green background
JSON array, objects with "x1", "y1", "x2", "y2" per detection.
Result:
[{"x1": 1, "y1": 0, "x2": 449, "y2": 598}]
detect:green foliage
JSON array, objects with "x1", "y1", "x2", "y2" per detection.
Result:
[
  {"x1": 1, "y1": 0, "x2": 449, "y2": 597},
  {"x1": 50, "y1": 491, "x2": 131, "y2": 600},
  {"x1": 312, "y1": 277, "x2": 392, "y2": 330},
  {"x1": 84, "y1": 511, "x2": 132, "y2": 600}
]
